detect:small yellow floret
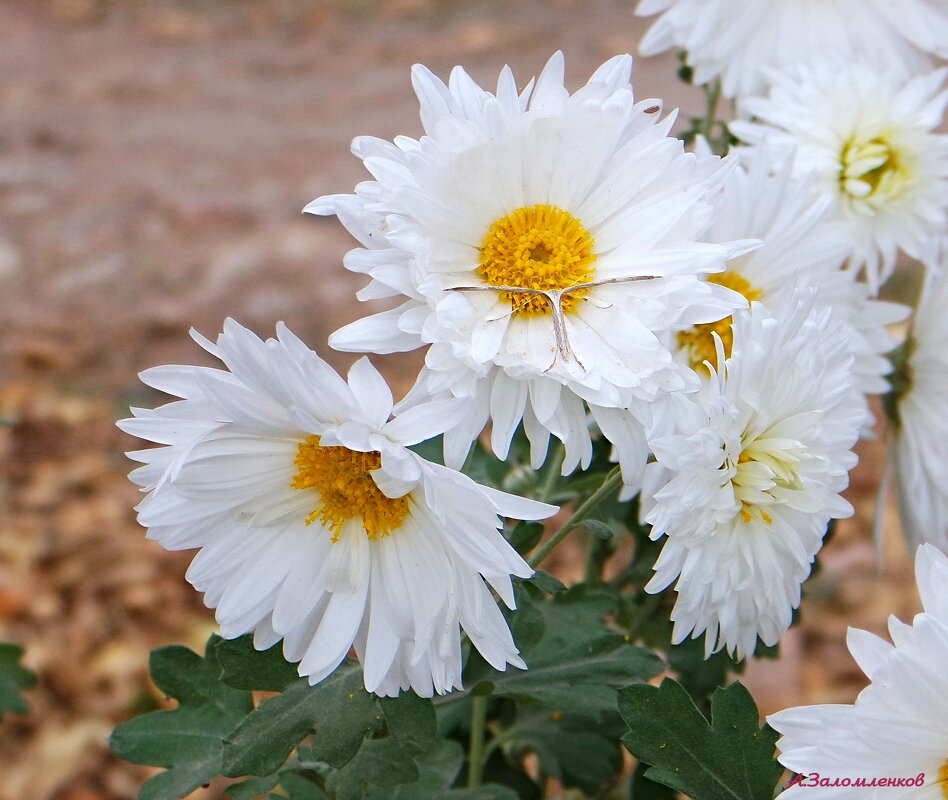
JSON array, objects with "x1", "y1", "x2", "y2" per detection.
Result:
[
  {"x1": 292, "y1": 436, "x2": 409, "y2": 542},
  {"x1": 478, "y1": 204, "x2": 596, "y2": 315},
  {"x1": 839, "y1": 135, "x2": 914, "y2": 207},
  {"x1": 676, "y1": 271, "x2": 762, "y2": 372}
]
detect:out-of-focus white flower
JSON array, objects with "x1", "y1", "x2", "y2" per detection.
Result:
[
  {"x1": 732, "y1": 64, "x2": 948, "y2": 293},
  {"x1": 671, "y1": 149, "x2": 908, "y2": 435},
  {"x1": 769, "y1": 545, "x2": 948, "y2": 800},
  {"x1": 118, "y1": 319, "x2": 556, "y2": 698},
  {"x1": 890, "y1": 265, "x2": 948, "y2": 553},
  {"x1": 642, "y1": 297, "x2": 863, "y2": 659},
  {"x1": 306, "y1": 52, "x2": 754, "y2": 481},
  {"x1": 636, "y1": 0, "x2": 948, "y2": 101}
]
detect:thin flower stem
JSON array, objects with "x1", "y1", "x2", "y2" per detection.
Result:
[
  {"x1": 701, "y1": 78, "x2": 723, "y2": 145},
  {"x1": 529, "y1": 466, "x2": 623, "y2": 568},
  {"x1": 467, "y1": 693, "x2": 489, "y2": 788},
  {"x1": 538, "y1": 442, "x2": 565, "y2": 502}
]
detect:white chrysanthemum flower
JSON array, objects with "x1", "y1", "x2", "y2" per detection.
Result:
[
  {"x1": 732, "y1": 64, "x2": 948, "y2": 293},
  {"x1": 890, "y1": 265, "x2": 948, "y2": 553},
  {"x1": 306, "y1": 52, "x2": 754, "y2": 481},
  {"x1": 641, "y1": 297, "x2": 863, "y2": 659},
  {"x1": 636, "y1": 0, "x2": 948, "y2": 101},
  {"x1": 118, "y1": 319, "x2": 557, "y2": 698},
  {"x1": 671, "y1": 149, "x2": 908, "y2": 435},
  {"x1": 769, "y1": 545, "x2": 948, "y2": 800}
]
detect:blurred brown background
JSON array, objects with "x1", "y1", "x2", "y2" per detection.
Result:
[{"x1": 0, "y1": 1, "x2": 920, "y2": 798}]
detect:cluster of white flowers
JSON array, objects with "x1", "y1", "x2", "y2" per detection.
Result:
[
  {"x1": 120, "y1": 21, "x2": 946, "y2": 698},
  {"x1": 769, "y1": 545, "x2": 948, "y2": 799}
]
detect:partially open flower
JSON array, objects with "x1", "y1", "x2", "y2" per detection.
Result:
[
  {"x1": 733, "y1": 63, "x2": 948, "y2": 293},
  {"x1": 642, "y1": 296, "x2": 863, "y2": 659}
]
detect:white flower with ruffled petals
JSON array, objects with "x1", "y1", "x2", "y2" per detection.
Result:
[
  {"x1": 118, "y1": 319, "x2": 557, "y2": 698},
  {"x1": 671, "y1": 149, "x2": 908, "y2": 435},
  {"x1": 641, "y1": 297, "x2": 863, "y2": 659},
  {"x1": 306, "y1": 52, "x2": 753, "y2": 483},
  {"x1": 890, "y1": 264, "x2": 948, "y2": 553},
  {"x1": 769, "y1": 545, "x2": 948, "y2": 800},
  {"x1": 636, "y1": 0, "x2": 948, "y2": 101},
  {"x1": 732, "y1": 63, "x2": 948, "y2": 293}
]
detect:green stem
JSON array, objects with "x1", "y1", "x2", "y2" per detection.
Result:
[
  {"x1": 538, "y1": 442, "x2": 565, "y2": 502},
  {"x1": 467, "y1": 694, "x2": 489, "y2": 788},
  {"x1": 529, "y1": 466, "x2": 623, "y2": 568},
  {"x1": 700, "y1": 78, "x2": 722, "y2": 144}
]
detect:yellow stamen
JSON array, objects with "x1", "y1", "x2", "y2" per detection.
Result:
[
  {"x1": 839, "y1": 135, "x2": 914, "y2": 206},
  {"x1": 938, "y1": 759, "x2": 948, "y2": 800},
  {"x1": 291, "y1": 435, "x2": 408, "y2": 542},
  {"x1": 676, "y1": 271, "x2": 762, "y2": 372},
  {"x1": 478, "y1": 204, "x2": 596, "y2": 315}
]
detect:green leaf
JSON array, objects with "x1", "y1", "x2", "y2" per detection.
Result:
[
  {"x1": 278, "y1": 772, "x2": 330, "y2": 799},
  {"x1": 667, "y1": 638, "x2": 745, "y2": 713},
  {"x1": 498, "y1": 708, "x2": 624, "y2": 795},
  {"x1": 214, "y1": 634, "x2": 300, "y2": 692},
  {"x1": 408, "y1": 435, "x2": 445, "y2": 466},
  {"x1": 526, "y1": 570, "x2": 565, "y2": 594},
  {"x1": 381, "y1": 692, "x2": 437, "y2": 745},
  {"x1": 0, "y1": 643, "x2": 36, "y2": 716},
  {"x1": 469, "y1": 587, "x2": 662, "y2": 719},
  {"x1": 619, "y1": 679, "x2": 783, "y2": 800},
  {"x1": 326, "y1": 738, "x2": 420, "y2": 800},
  {"x1": 630, "y1": 760, "x2": 678, "y2": 800},
  {"x1": 225, "y1": 774, "x2": 280, "y2": 799},
  {"x1": 109, "y1": 639, "x2": 254, "y2": 800},
  {"x1": 582, "y1": 519, "x2": 616, "y2": 541},
  {"x1": 223, "y1": 662, "x2": 381, "y2": 777},
  {"x1": 507, "y1": 521, "x2": 544, "y2": 554}
]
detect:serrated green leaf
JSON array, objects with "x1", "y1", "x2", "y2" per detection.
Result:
[
  {"x1": 667, "y1": 638, "x2": 745, "y2": 713},
  {"x1": 215, "y1": 634, "x2": 300, "y2": 692},
  {"x1": 326, "y1": 738, "x2": 419, "y2": 800},
  {"x1": 499, "y1": 708, "x2": 624, "y2": 795},
  {"x1": 0, "y1": 643, "x2": 36, "y2": 716},
  {"x1": 363, "y1": 740, "x2": 463, "y2": 799},
  {"x1": 470, "y1": 588, "x2": 662, "y2": 719},
  {"x1": 223, "y1": 662, "x2": 380, "y2": 777},
  {"x1": 109, "y1": 638, "x2": 254, "y2": 800},
  {"x1": 630, "y1": 760, "x2": 678, "y2": 800},
  {"x1": 619, "y1": 679, "x2": 783, "y2": 800},
  {"x1": 381, "y1": 692, "x2": 437, "y2": 745}
]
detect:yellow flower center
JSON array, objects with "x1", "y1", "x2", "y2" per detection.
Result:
[
  {"x1": 939, "y1": 759, "x2": 948, "y2": 800},
  {"x1": 291, "y1": 435, "x2": 409, "y2": 542},
  {"x1": 840, "y1": 135, "x2": 913, "y2": 207},
  {"x1": 676, "y1": 271, "x2": 762, "y2": 372},
  {"x1": 730, "y1": 433, "x2": 806, "y2": 526},
  {"x1": 478, "y1": 204, "x2": 596, "y2": 315}
]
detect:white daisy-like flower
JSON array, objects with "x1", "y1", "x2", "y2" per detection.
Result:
[
  {"x1": 732, "y1": 63, "x2": 948, "y2": 293},
  {"x1": 769, "y1": 544, "x2": 948, "y2": 800},
  {"x1": 641, "y1": 296, "x2": 863, "y2": 659},
  {"x1": 636, "y1": 0, "x2": 948, "y2": 101},
  {"x1": 118, "y1": 319, "x2": 557, "y2": 698},
  {"x1": 306, "y1": 52, "x2": 754, "y2": 482},
  {"x1": 890, "y1": 264, "x2": 948, "y2": 553},
  {"x1": 671, "y1": 148, "x2": 908, "y2": 435}
]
